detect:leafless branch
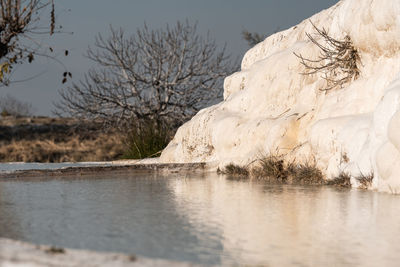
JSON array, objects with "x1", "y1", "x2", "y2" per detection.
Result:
[
  {"x1": 242, "y1": 30, "x2": 266, "y2": 47},
  {"x1": 0, "y1": 0, "x2": 58, "y2": 85},
  {"x1": 294, "y1": 21, "x2": 360, "y2": 91}
]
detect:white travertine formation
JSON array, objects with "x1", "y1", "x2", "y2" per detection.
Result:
[
  {"x1": 0, "y1": 238, "x2": 195, "y2": 267},
  {"x1": 160, "y1": 0, "x2": 400, "y2": 193}
]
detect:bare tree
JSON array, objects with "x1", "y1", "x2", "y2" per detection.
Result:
[
  {"x1": 294, "y1": 21, "x2": 360, "y2": 91},
  {"x1": 0, "y1": 94, "x2": 34, "y2": 116},
  {"x1": 0, "y1": 0, "x2": 60, "y2": 85},
  {"x1": 242, "y1": 30, "x2": 266, "y2": 47},
  {"x1": 56, "y1": 21, "x2": 238, "y2": 128}
]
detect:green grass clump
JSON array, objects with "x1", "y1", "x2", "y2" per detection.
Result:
[{"x1": 122, "y1": 120, "x2": 171, "y2": 159}]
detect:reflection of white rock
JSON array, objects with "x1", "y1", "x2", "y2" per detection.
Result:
[
  {"x1": 169, "y1": 176, "x2": 400, "y2": 266},
  {"x1": 161, "y1": 0, "x2": 400, "y2": 193}
]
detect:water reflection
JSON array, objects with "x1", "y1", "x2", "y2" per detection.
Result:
[
  {"x1": 0, "y1": 173, "x2": 400, "y2": 266},
  {"x1": 0, "y1": 174, "x2": 223, "y2": 265},
  {"x1": 0, "y1": 185, "x2": 24, "y2": 241},
  {"x1": 168, "y1": 176, "x2": 400, "y2": 266}
]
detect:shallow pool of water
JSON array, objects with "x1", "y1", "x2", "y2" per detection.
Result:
[{"x1": 1, "y1": 172, "x2": 400, "y2": 266}]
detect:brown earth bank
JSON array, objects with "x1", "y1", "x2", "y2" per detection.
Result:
[{"x1": 0, "y1": 116, "x2": 125, "y2": 162}]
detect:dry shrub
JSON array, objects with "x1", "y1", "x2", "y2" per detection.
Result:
[{"x1": 294, "y1": 21, "x2": 360, "y2": 91}]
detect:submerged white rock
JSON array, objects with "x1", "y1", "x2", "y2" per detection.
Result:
[{"x1": 160, "y1": 0, "x2": 400, "y2": 193}]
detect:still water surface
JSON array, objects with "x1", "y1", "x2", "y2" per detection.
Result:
[{"x1": 1, "y1": 172, "x2": 400, "y2": 266}]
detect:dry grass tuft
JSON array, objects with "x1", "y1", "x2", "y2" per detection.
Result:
[
  {"x1": 45, "y1": 246, "x2": 65, "y2": 254},
  {"x1": 251, "y1": 156, "x2": 324, "y2": 185},
  {"x1": 258, "y1": 155, "x2": 287, "y2": 182},
  {"x1": 287, "y1": 162, "x2": 324, "y2": 185},
  {"x1": 221, "y1": 163, "x2": 249, "y2": 177},
  {"x1": 0, "y1": 133, "x2": 125, "y2": 162},
  {"x1": 0, "y1": 117, "x2": 125, "y2": 162},
  {"x1": 327, "y1": 172, "x2": 352, "y2": 188},
  {"x1": 221, "y1": 154, "x2": 372, "y2": 190},
  {"x1": 356, "y1": 172, "x2": 374, "y2": 190}
]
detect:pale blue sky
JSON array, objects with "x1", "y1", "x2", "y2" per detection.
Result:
[{"x1": 2, "y1": 0, "x2": 338, "y2": 115}]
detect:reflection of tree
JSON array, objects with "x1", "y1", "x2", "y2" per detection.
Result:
[
  {"x1": 0, "y1": 184, "x2": 23, "y2": 240},
  {"x1": 88, "y1": 173, "x2": 222, "y2": 264},
  {"x1": 0, "y1": 173, "x2": 223, "y2": 264}
]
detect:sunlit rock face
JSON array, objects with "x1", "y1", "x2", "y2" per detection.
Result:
[{"x1": 160, "y1": 0, "x2": 400, "y2": 193}]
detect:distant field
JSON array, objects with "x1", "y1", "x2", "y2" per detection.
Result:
[{"x1": 0, "y1": 116, "x2": 125, "y2": 162}]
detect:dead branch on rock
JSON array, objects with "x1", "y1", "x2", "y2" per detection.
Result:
[{"x1": 294, "y1": 21, "x2": 360, "y2": 91}]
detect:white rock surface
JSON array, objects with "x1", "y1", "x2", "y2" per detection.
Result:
[
  {"x1": 0, "y1": 238, "x2": 196, "y2": 267},
  {"x1": 160, "y1": 0, "x2": 400, "y2": 193}
]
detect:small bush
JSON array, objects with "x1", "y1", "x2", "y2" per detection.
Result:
[
  {"x1": 327, "y1": 172, "x2": 352, "y2": 188},
  {"x1": 356, "y1": 172, "x2": 374, "y2": 190},
  {"x1": 121, "y1": 119, "x2": 172, "y2": 159}
]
